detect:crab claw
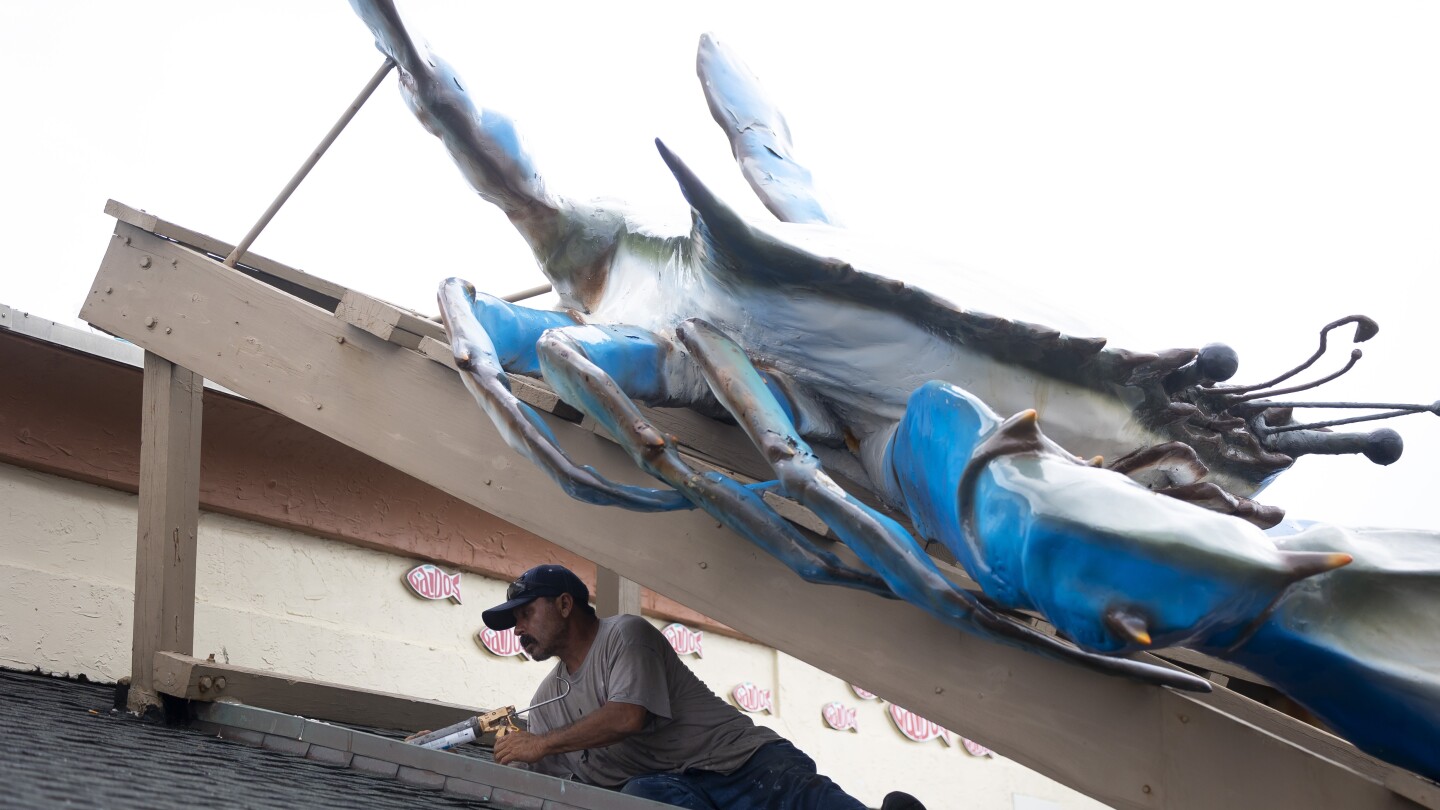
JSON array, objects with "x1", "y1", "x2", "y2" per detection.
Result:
[{"x1": 889, "y1": 381, "x2": 1356, "y2": 655}]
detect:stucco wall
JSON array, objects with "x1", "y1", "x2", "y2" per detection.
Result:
[{"x1": 0, "y1": 462, "x2": 1105, "y2": 809}]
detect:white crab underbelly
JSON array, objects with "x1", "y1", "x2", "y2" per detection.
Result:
[{"x1": 586, "y1": 239, "x2": 1160, "y2": 476}]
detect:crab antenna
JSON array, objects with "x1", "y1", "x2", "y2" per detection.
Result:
[
  {"x1": 1225, "y1": 349, "x2": 1363, "y2": 406},
  {"x1": 1256, "y1": 401, "x2": 1440, "y2": 434},
  {"x1": 1224, "y1": 315, "x2": 1378, "y2": 396}
]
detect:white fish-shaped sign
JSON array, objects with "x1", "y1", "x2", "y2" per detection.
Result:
[
  {"x1": 850, "y1": 684, "x2": 880, "y2": 701},
  {"x1": 961, "y1": 738, "x2": 994, "y2": 758},
  {"x1": 888, "y1": 705, "x2": 952, "y2": 746},
  {"x1": 475, "y1": 627, "x2": 528, "y2": 659},
  {"x1": 730, "y1": 682, "x2": 774, "y2": 714},
  {"x1": 404, "y1": 564, "x2": 462, "y2": 604},
  {"x1": 662, "y1": 622, "x2": 703, "y2": 657},
  {"x1": 822, "y1": 701, "x2": 860, "y2": 733}
]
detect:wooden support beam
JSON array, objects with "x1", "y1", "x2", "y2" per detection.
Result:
[
  {"x1": 595, "y1": 566, "x2": 642, "y2": 617},
  {"x1": 85, "y1": 218, "x2": 1435, "y2": 810},
  {"x1": 152, "y1": 652, "x2": 483, "y2": 733},
  {"x1": 104, "y1": 199, "x2": 346, "y2": 311},
  {"x1": 129, "y1": 351, "x2": 203, "y2": 713},
  {"x1": 337, "y1": 289, "x2": 428, "y2": 350}
]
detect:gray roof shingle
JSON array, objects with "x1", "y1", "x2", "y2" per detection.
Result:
[{"x1": 0, "y1": 668, "x2": 536, "y2": 809}]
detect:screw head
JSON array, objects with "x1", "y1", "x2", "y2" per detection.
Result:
[
  {"x1": 144, "y1": 316, "x2": 157, "y2": 328},
  {"x1": 139, "y1": 256, "x2": 151, "y2": 268}
]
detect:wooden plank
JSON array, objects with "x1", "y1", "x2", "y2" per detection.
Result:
[
  {"x1": 595, "y1": 566, "x2": 642, "y2": 617},
  {"x1": 129, "y1": 351, "x2": 203, "y2": 713},
  {"x1": 337, "y1": 289, "x2": 424, "y2": 350},
  {"x1": 84, "y1": 223, "x2": 1429, "y2": 810},
  {"x1": 105, "y1": 198, "x2": 347, "y2": 310},
  {"x1": 153, "y1": 652, "x2": 482, "y2": 733}
]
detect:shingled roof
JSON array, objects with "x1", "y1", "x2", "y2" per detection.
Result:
[{"x1": 1, "y1": 669, "x2": 658, "y2": 809}]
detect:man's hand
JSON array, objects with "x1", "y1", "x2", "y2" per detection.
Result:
[
  {"x1": 493, "y1": 701, "x2": 649, "y2": 768},
  {"x1": 493, "y1": 728, "x2": 551, "y2": 766}
]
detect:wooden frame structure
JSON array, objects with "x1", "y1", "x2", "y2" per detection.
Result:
[{"x1": 83, "y1": 201, "x2": 1436, "y2": 810}]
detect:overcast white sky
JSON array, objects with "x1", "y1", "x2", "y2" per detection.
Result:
[{"x1": 2, "y1": 1, "x2": 1436, "y2": 529}]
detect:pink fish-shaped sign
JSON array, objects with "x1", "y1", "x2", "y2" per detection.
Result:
[
  {"x1": 850, "y1": 683, "x2": 880, "y2": 701},
  {"x1": 475, "y1": 627, "x2": 529, "y2": 659},
  {"x1": 822, "y1": 701, "x2": 860, "y2": 733},
  {"x1": 961, "y1": 738, "x2": 994, "y2": 758},
  {"x1": 662, "y1": 623, "x2": 703, "y2": 658},
  {"x1": 887, "y1": 705, "x2": 952, "y2": 746},
  {"x1": 404, "y1": 564, "x2": 462, "y2": 604},
  {"x1": 730, "y1": 682, "x2": 774, "y2": 714}
]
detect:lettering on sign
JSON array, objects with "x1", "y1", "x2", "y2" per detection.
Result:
[
  {"x1": 662, "y1": 623, "x2": 703, "y2": 657},
  {"x1": 887, "y1": 704, "x2": 952, "y2": 746},
  {"x1": 730, "y1": 682, "x2": 774, "y2": 714},
  {"x1": 850, "y1": 683, "x2": 880, "y2": 701},
  {"x1": 821, "y1": 701, "x2": 860, "y2": 733},
  {"x1": 961, "y1": 738, "x2": 994, "y2": 758},
  {"x1": 404, "y1": 564, "x2": 462, "y2": 604},
  {"x1": 475, "y1": 627, "x2": 529, "y2": 659}
]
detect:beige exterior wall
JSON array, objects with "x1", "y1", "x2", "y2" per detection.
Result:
[{"x1": 0, "y1": 461, "x2": 1105, "y2": 809}]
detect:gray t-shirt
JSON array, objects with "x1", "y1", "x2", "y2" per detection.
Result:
[{"x1": 524, "y1": 614, "x2": 781, "y2": 787}]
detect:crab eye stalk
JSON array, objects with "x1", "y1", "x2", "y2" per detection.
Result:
[{"x1": 1163, "y1": 343, "x2": 1239, "y2": 393}]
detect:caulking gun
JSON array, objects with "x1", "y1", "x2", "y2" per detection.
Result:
[{"x1": 405, "y1": 675, "x2": 572, "y2": 750}]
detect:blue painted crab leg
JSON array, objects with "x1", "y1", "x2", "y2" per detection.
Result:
[
  {"x1": 676, "y1": 318, "x2": 1211, "y2": 692},
  {"x1": 350, "y1": 0, "x2": 553, "y2": 220},
  {"x1": 437, "y1": 278, "x2": 690, "y2": 511},
  {"x1": 696, "y1": 34, "x2": 836, "y2": 225},
  {"x1": 532, "y1": 326, "x2": 893, "y2": 597},
  {"x1": 350, "y1": 0, "x2": 618, "y2": 311}
]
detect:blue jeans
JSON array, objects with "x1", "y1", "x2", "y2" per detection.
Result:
[{"x1": 619, "y1": 740, "x2": 866, "y2": 810}]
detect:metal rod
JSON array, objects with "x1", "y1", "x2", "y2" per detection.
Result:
[
  {"x1": 502, "y1": 283, "x2": 553, "y2": 303},
  {"x1": 223, "y1": 58, "x2": 395, "y2": 268},
  {"x1": 510, "y1": 674, "x2": 572, "y2": 718}
]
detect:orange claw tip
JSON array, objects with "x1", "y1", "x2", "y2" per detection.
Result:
[
  {"x1": 1281, "y1": 550, "x2": 1354, "y2": 580},
  {"x1": 1104, "y1": 607, "x2": 1152, "y2": 647}
]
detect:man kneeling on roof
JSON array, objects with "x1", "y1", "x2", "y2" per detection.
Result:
[{"x1": 484, "y1": 564, "x2": 919, "y2": 809}]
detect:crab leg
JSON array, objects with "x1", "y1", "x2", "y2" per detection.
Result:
[
  {"x1": 696, "y1": 34, "x2": 836, "y2": 226},
  {"x1": 437, "y1": 279, "x2": 690, "y2": 511},
  {"x1": 675, "y1": 318, "x2": 1210, "y2": 692},
  {"x1": 350, "y1": 0, "x2": 621, "y2": 308},
  {"x1": 532, "y1": 327, "x2": 893, "y2": 597}
]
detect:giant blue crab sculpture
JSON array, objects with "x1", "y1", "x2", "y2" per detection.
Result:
[{"x1": 350, "y1": 0, "x2": 1440, "y2": 780}]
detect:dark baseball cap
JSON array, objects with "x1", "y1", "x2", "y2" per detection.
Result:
[{"x1": 482, "y1": 564, "x2": 589, "y2": 630}]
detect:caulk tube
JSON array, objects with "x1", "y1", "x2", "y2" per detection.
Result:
[{"x1": 407, "y1": 716, "x2": 480, "y2": 750}]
